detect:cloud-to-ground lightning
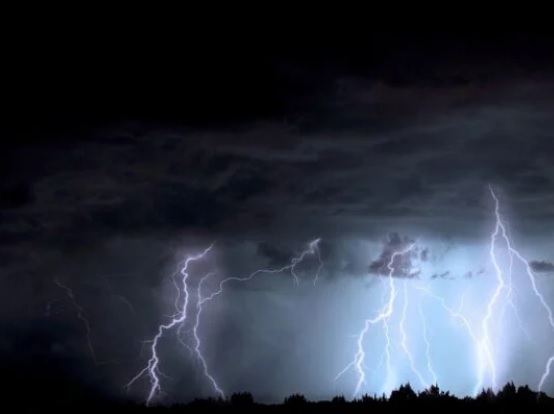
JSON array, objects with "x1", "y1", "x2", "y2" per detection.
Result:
[
  {"x1": 488, "y1": 187, "x2": 554, "y2": 392},
  {"x1": 127, "y1": 239, "x2": 323, "y2": 406},
  {"x1": 336, "y1": 243, "x2": 416, "y2": 398},
  {"x1": 417, "y1": 296, "x2": 437, "y2": 386},
  {"x1": 192, "y1": 272, "x2": 225, "y2": 399},
  {"x1": 126, "y1": 244, "x2": 214, "y2": 406},
  {"x1": 416, "y1": 284, "x2": 482, "y2": 391},
  {"x1": 476, "y1": 194, "x2": 506, "y2": 393},
  {"x1": 399, "y1": 279, "x2": 428, "y2": 389},
  {"x1": 335, "y1": 186, "x2": 553, "y2": 399},
  {"x1": 189, "y1": 239, "x2": 323, "y2": 398}
]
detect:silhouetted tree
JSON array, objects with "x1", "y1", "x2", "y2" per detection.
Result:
[
  {"x1": 230, "y1": 392, "x2": 255, "y2": 406},
  {"x1": 11, "y1": 380, "x2": 554, "y2": 411},
  {"x1": 390, "y1": 383, "x2": 417, "y2": 403},
  {"x1": 284, "y1": 393, "x2": 308, "y2": 406},
  {"x1": 517, "y1": 384, "x2": 537, "y2": 403},
  {"x1": 420, "y1": 383, "x2": 441, "y2": 399},
  {"x1": 188, "y1": 397, "x2": 222, "y2": 410},
  {"x1": 497, "y1": 381, "x2": 516, "y2": 403},
  {"x1": 359, "y1": 393, "x2": 373, "y2": 404},
  {"x1": 477, "y1": 387, "x2": 496, "y2": 403},
  {"x1": 331, "y1": 395, "x2": 347, "y2": 404}
]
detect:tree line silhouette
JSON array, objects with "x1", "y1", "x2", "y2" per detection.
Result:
[{"x1": 8, "y1": 381, "x2": 553, "y2": 411}]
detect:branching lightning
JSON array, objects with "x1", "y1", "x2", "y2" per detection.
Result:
[
  {"x1": 336, "y1": 243, "x2": 416, "y2": 398},
  {"x1": 127, "y1": 239, "x2": 323, "y2": 405},
  {"x1": 417, "y1": 296, "x2": 437, "y2": 386},
  {"x1": 335, "y1": 186, "x2": 553, "y2": 399},
  {"x1": 487, "y1": 187, "x2": 554, "y2": 392},
  {"x1": 56, "y1": 183, "x2": 550, "y2": 404},
  {"x1": 125, "y1": 244, "x2": 214, "y2": 406}
]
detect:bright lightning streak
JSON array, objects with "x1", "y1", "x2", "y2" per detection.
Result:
[
  {"x1": 416, "y1": 284, "x2": 482, "y2": 391},
  {"x1": 338, "y1": 242, "x2": 416, "y2": 398},
  {"x1": 417, "y1": 297, "x2": 437, "y2": 386},
  {"x1": 500, "y1": 244, "x2": 532, "y2": 343},
  {"x1": 488, "y1": 187, "x2": 554, "y2": 392},
  {"x1": 126, "y1": 244, "x2": 214, "y2": 406},
  {"x1": 399, "y1": 280, "x2": 428, "y2": 389},
  {"x1": 291, "y1": 238, "x2": 323, "y2": 285},
  {"x1": 127, "y1": 239, "x2": 322, "y2": 405},
  {"x1": 413, "y1": 187, "x2": 554, "y2": 396},
  {"x1": 311, "y1": 239, "x2": 324, "y2": 286},
  {"x1": 191, "y1": 239, "x2": 323, "y2": 398},
  {"x1": 192, "y1": 272, "x2": 225, "y2": 399},
  {"x1": 477, "y1": 192, "x2": 506, "y2": 393}
]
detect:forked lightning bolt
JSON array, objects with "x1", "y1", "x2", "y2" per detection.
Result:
[
  {"x1": 422, "y1": 186, "x2": 554, "y2": 395},
  {"x1": 192, "y1": 272, "x2": 225, "y2": 399},
  {"x1": 336, "y1": 243, "x2": 416, "y2": 398},
  {"x1": 190, "y1": 239, "x2": 323, "y2": 398},
  {"x1": 127, "y1": 239, "x2": 323, "y2": 405},
  {"x1": 488, "y1": 187, "x2": 554, "y2": 393},
  {"x1": 335, "y1": 185, "x2": 553, "y2": 399},
  {"x1": 417, "y1": 296, "x2": 437, "y2": 386},
  {"x1": 416, "y1": 284, "x2": 482, "y2": 391}
]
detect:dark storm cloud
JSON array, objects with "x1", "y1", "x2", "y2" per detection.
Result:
[
  {"x1": 1, "y1": 71, "x2": 553, "y2": 298},
  {"x1": 257, "y1": 242, "x2": 295, "y2": 267},
  {"x1": 530, "y1": 260, "x2": 554, "y2": 273},
  {"x1": 3, "y1": 72, "x2": 554, "y2": 259}
]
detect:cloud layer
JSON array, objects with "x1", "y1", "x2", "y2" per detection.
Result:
[{"x1": 1, "y1": 38, "x2": 554, "y2": 402}]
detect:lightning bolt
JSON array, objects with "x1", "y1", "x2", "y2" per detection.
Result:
[
  {"x1": 499, "y1": 238, "x2": 532, "y2": 343},
  {"x1": 399, "y1": 279, "x2": 428, "y2": 389},
  {"x1": 488, "y1": 186, "x2": 554, "y2": 392},
  {"x1": 337, "y1": 242, "x2": 416, "y2": 398},
  {"x1": 190, "y1": 239, "x2": 323, "y2": 398},
  {"x1": 417, "y1": 296, "x2": 437, "y2": 386},
  {"x1": 291, "y1": 238, "x2": 323, "y2": 285},
  {"x1": 416, "y1": 284, "x2": 482, "y2": 391},
  {"x1": 413, "y1": 186, "x2": 554, "y2": 396},
  {"x1": 192, "y1": 272, "x2": 225, "y2": 399},
  {"x1": 127, "y1": 239, "x2": 322, "y2": 405},
  {"x1": 125, "y1": 243, "x2": 214, "y2": 406},
  {"x1": 475, "y1": 191, "x2": 506, "y2": 393}
]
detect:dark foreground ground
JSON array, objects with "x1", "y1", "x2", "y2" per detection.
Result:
[{"x1": 4, "y1": 383, "x2": 554, "y2": 412}]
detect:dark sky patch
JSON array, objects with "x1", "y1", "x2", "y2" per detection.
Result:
[{"x1": 530, "y1": 260, "x2": 554, "y2": 273}]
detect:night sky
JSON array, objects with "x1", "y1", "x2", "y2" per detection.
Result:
[{"x1": 2, "y1": 31, "x2": 554, "y2": 405}]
